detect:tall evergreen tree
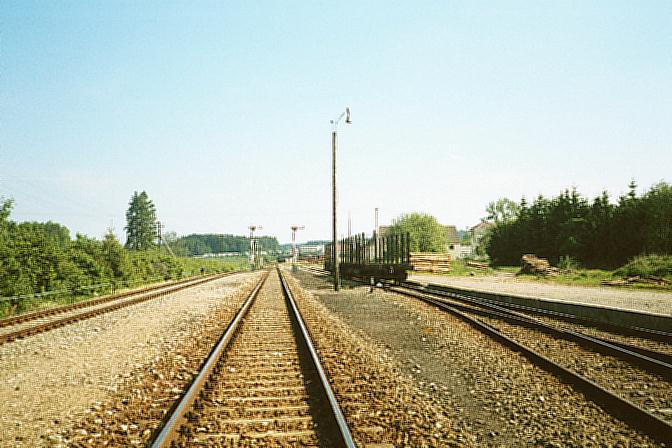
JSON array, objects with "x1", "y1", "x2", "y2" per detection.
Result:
[
  {"x1": 124, "y1": 191, "x2": 157, "y2": 250},
  {"x1": 485, "y1": 181, "x2": 672, "y2": 268}
]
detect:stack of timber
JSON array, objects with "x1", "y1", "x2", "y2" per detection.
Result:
[
  {"x1": 519, "y1": 254, "x2": 561, "y2": 277},
  {"x1": 466, "y1": 260, "x2": 489, "y2": 271},
  {"x1": 410, "y1": 252, "x2": 452, "y2": 273},
  {"x1": 602, "y1": 275, "x2": 671, "y2": 287}
]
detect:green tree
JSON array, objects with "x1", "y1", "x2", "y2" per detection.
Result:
[
  {"x1": 387, "y1": 212, "x2": 447, "y2": 252},
  {"x1": 124, "y1": 191, "x2": 157, "y2": 251},
  {"x1": 102, "y1": 230, "x2": 132, "y2": 279},
  {"x1": 485, "y1": 181, "x2": 672, "y2": 268},
  {"x1": 640, "y1": 182, "x2": 672, "y2": 255},
  {"x1": 485, "y1": 198, "x2": 520, "y2": 224}
]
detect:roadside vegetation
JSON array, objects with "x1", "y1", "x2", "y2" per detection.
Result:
[
  {"x1": 429, "y1": 258, "x2": 672, "y2": 291},
  {"x1": 485, "y1": 181, "x2": 672, "y2": 269},
  {"x1": 386, "y1": 212, "x2": 447, "y2": 252},
  {"x1": 0, "y1": 193, "x2": 248, "y2": 317},
  {"x1": 470, "y1": 181, "x2": 672, "y2": 290},
  {"x1": 402, "y1": 180, "x2": 671, "y2": 291}
]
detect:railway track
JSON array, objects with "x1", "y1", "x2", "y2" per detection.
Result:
[
  {"x1": 148, "y1": 268, "x2": 355, "y2": 447},
  {"x1": 303, "y1": 265, "x2": 671, "y2": 362},
  {"x1": 0, "y1": 272, "x2": 234, "y2": 346},
  {"x1": 393, "y1": 285, "x2": 672, "y2": 444},
  {"x1": 415, "y1": 280, "x2": 672, "y2": 343},
  {"x1": 400, "y1": 281, "x2": 672, "y2": 361},
  {"x1": 301, "y1": 265, "x2": 672, "y2": 444}
]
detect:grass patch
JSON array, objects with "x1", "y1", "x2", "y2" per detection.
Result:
[
  {"x1": 515, "y1": 269, "x2": 614, "y2": 288},
  {"x1": 614, "y1": 254, "x2": 672, "y2": 279},
  {"x1": 419, "y1": 258, "x2": 672, "y2": 291}
]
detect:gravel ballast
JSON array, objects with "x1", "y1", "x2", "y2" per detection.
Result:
[
  {"x1": 0, "y1": 272, "x2": 260, "y2": 447},
  {"x1": 411, "y1": 274, "x2": 672, "y2": 316},
  {"x1": 68, "y1": 268, "x2": 473, "y2": 447},
  {"x1": 282, "y1": 269, "x2": 475, "y2": 446},
  {"x1": 293, "y1": 269, "x2": 661, "y2": 447}
]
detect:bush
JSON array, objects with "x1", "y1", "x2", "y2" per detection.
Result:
[
  {"x1": 558, "y1": 255, "x2": 581, "y2": 271},
  {"x1": 614, "y1": 254, "x2": 672, "y2": 278}
]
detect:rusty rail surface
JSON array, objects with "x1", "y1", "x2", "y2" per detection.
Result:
[
  {"x1": 149, "y1": 268, "x2": 355, "y2": 447},
  {"x1": 301, "y1": 265, "x2": 672, "y2": 445}
]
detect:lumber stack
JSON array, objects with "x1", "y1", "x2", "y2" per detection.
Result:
[
  {"x1": 466, "y1": 260, "x2": 489, "y2": 271},
  {"x1": 602, "y1": 275, "x2": 671, "y2": 287},
  {"x1": 519, "y1": 254, "x2": 561, "y2": 277},
  {"x1": 410, "y1": 252, "x2": 451, "y2": 273}
]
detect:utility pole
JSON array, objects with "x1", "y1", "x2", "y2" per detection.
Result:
[
  {"x1": 155, "y1": 221, "x2": 176, "y2": 257},
  {"x1": 290, "y1": 225, "x2": 305, "y2": 272},
  {"x1": 156, "y1": 221, "x2": 164, "y2": 249},
  {"x1": 330, "y1": 107, "x2": 351, "y2": 292},
  {"x1": 155, "y1": 221, "x2": 161, "y2": 250}
]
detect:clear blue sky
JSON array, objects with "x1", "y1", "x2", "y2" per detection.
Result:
[{"x1": 2, "y1": 1, "x2": 671, "y2": 244}]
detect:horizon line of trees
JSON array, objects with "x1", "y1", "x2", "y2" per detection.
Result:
[
  {"x1": 123, "y1": 191, "x2": 280, "y2": 257},
  {"x1": 486, "y1": 181, "x2": 672, "y2": 268},
  {"x1": 170, "y1": 234, "x2": 280, "y2": 257}
]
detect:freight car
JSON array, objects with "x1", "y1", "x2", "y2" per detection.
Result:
[{"x1": 325, "y1": 231, "x2": 411, "y2": 283}]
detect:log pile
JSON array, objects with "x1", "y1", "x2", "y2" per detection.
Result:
[
  {"x1": 519, "y1": 254, "x2": 561, "y2": 277},
  {"x1": 601, "y1": 275, "x2": 671, "y2": 287},
  {"x1": 410, "y1": 252, "x2": 451, "y2": 273},
  {"x1": 466, "y1": 261, "x2": 489, "y2": 271}
]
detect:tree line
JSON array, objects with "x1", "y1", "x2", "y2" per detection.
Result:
[
  {"x1": 0, "y1": 198, "x2": 183, "y2": 299},
  {"x1": 486, "y1": 181, "x2": 672, "y2": 268},
  {"x1": 0, "y1": 191, "x2": 249, "y2": 304},
  {"x1": 170, "y1": 234, "x2": 280, "y2": 256}
]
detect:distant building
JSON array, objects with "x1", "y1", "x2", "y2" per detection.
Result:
[
  {"x1": 443, "y1": 225, "x2": 464, "y2": 260},
  {"x1": 376, "y1": 225, "x2": 391, "y2": 238},
  {"x1": 470, "y1": 221, "x2": 495, "y2": 247},
  {"x1": 298, "y1": 244, "x2": 324, "y2": 255}
]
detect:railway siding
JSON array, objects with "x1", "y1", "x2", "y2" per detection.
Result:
[
  {"x1": 411, "y1": 274, "x2": 672, "y2": 329},
  {"x1": 0, "y1": 274, "x2": 231, "y2": 345},
  {"x1": 282, "y1": 269, "x2": 473, "y2": 447},
  {"x1": 0, "y1": 272, "x2": 260, "y2": 447},
  {"x1": 293, "y1": 268, "x2": 661, "y2": 446}
]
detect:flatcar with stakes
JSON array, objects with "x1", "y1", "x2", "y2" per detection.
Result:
[{"x1": 325, "y1": 231, "x2": 411, "y2": 283}]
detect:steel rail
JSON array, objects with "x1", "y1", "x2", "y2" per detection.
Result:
[
  {"x1": 417, "y1": 281, "x2": 672, "y2": 342},
  {"x1": 302, "y1": 266, "x2": 672, "y2": 341},
  {"x1": 299, "y1": 267, "x2": 672, "y2": 367},
  {"x1": 396, "y1": 283, "x2": 672, "y2": 371},
  {"x1": 300, "y1": 265, "x2": 672, "y2": 442},
  {"x1": 0, "y1": 274, "x2": 223, "y2": 329},
  {"x1": 0, "y1": 273, "x2": 232, "y2": 345},
  {"x1": 148, "y1": 270, "x2": 270, "y2": 447},
  {"x1": 278, "y1": 267, "x2": 357, "y2": 448},
  {"x1": 149, "y1": 268, "x2": 356, "y2": 447},
  {"x1": 301, "y1": 267, "x2": 672, "y2": 363},
  {"x1": 395, "y1": 288, "x2": 672, "y2": 444}
]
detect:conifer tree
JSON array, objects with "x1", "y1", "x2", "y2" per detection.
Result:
[{"x1": 124, "y1": 191, "x2": 157, "y2": 250}]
